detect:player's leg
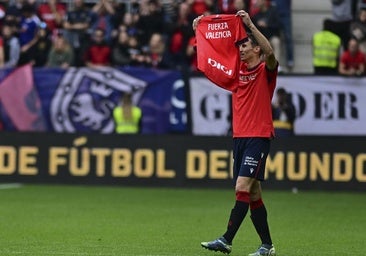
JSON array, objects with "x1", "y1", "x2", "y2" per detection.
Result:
[
  {"x1": 223, "y1": 176, "x2": 255, "y2": 241},
  {"x1": 248, "y1": 181, "x2": 275, "y2": 256},
  {"x1": 200, "y1": 176, "x2": 254, "y2": 254},
  {"x1": 201, "y1": 138, "x2": 251, "y2": 254},
  {"x1": 222, "y1": 138, "x2": 259, "y2": 244},
  {"x1": 250, "y1": 181, "x2": 272, "y2": 245},
  {"x1": 247, "y1": 138, "x2": 276, "y2": 256}
]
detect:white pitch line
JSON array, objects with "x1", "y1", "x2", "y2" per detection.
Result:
[{"x1": 0, "y1": 183, "x2": 23, "y2": 190}]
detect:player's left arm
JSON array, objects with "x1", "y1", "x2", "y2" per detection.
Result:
[{"x1": 237, "y1": 10, "x2": 278, "y2": 70}]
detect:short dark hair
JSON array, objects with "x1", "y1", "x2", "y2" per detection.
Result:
[
  {"x1": 323, "y1": 19, "x2": 333, "y2": 31},
  {"x1": 235, "y1": 33, "x2": 259, "y2": 47},
  {"x1": 247, "y1": 32, "x2": 263, "y2": 55},
  {"x1": 247, "y1": 33, "x2": 259, "y2": 47}
]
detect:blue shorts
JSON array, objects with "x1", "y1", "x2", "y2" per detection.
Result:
[{"x1": 233, "y1": 138, "x2": 271, "y2": 182}]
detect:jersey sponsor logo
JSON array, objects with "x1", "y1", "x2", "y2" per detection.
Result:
[
  {"x1": 244, "y1": 156, "x2": 258, "y2": 167},
  {"x1": 207, "y1": 58, "x2": 233, "y2": 76},
  {"x1": 240, "y1": 73, "x2": 258, "y2": 83}
]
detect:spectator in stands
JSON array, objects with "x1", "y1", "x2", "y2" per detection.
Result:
[
  {"x1": 185, "y1": 35, "x2": 198, "y2": 71},
  {"x1": 110, "y1": 1, "x2": 127, "y2": 30},
  {"x1": 3, "y1": 0, "x2": 23, "y2": 37},
  {"x1": 145, "y1": 32, "x2": 173, "y2": 69},
  {"x1": 272, "y1": 87, "x2": 296, "y2": 137},
  {"x1": 312, "y1": 19, "x2": 342, "y2": 75},
  {"x1": 63, "y1": 0, "x2": 91, "y2": 67},
  {"x1": 216, "y1": 0, "x2": 249, "y2": 14},
  {"x1": 111, "y1": 29, "x2": 131, "y2": 67},
  {"x1": 187, "y1": 0, "x2": 214, "y2": 16},
  {"x1": 32, "y1": 24, "x2": 52, "y2": 67},
  {"x1": 37, "y1": 0, "x2": 66, "y2": 36},
  {"x1": 2, "y1": 22, "x2": 20, "y2": 68},
  {"x1": 120, "y1": 12, "x2": 139, "y2": 37},
  {"x1": 272, "y1": 0, "x2": 294, "y2": 72},
  {"x1": 84, "y1": 27, "x2": 111, "y2": 68},
  {"x1": 47, "y1": 33, "x2": 74, "y2": 68},
  {"x1": 138, "y1": 0, "x2": 150, "y2": 16},
  {"x1": 3, "y1": 13, "x2": 17, "y2": 33},
  {"x1": 90, "y1": 0, "x2": 115, "y2": 44},
  {"x1": 17, "y1": 3, "x2": 41, "y2": 66},
  {"x1": 160, "y1": 0, "x2": 178, "y2": 26},
  {"x1": 252, "y1": 0, "x2": 282, "y2": 67},
  {"x1": 113, "y1": 92, "x2": 142, "y2": 134},
  {"x1": 248, "y1": 0, "x2": 260, "y2": 16},
  {"x1": 233, "y1": 0, "x2": 249, "y2": 12},
  {"x1": 6, "y1": 0, "x2": 26, "y2": 21},
  {"x1": 127, "y1": 34, "x2": 146, "y2": 66},
  {"x1": 350, "y1": 7, "x2": 366, "y2": 53},
  {"x1": 338, "y1": 37, "x2": 365, "y2": 76},
  {"x1": 4, "y1": 19, "x2": 19, "y2": 45},
  {"x1": 169, "y1": 1, "x2": 195, "y2": 70},
  {"x1": 329, "y1": 0, "x2": 355, "y2": 50},
  {"x1": 216, "y1": 0, "x2": 238, "y2": 14},
  {"x1": 136, "y1": 0, "x2": 165, "y2": 49}
]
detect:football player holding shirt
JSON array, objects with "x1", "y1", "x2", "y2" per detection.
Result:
[
  {"x1": 196, "y1": 14, "x2": 247, "y2": 86},
  {"x1": 193, "y1": 9, "x2": 278, "y2": 256}
]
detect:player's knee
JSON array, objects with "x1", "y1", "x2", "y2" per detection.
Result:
[{"x1": 235, "y1": 177, "x2": 252, "y2": 193}]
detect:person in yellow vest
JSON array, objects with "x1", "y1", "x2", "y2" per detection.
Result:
[
  {"x1": 312, "y1": 19, "x2": 342, "y2": 75},
  {"x1": 113, "y1": 93, "x2": 142, "y2": 134}
]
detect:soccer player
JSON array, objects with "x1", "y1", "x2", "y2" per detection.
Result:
[{"x1": 192, "y1": 9, "x2": 278, "y2": 256}]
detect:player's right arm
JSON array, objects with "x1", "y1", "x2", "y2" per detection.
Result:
[{"x1": 236, "y1": 10, "x2": 278, "y2": 70}]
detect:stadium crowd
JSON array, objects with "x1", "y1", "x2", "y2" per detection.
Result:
[
  {"x1": 313, "y1": 0, "x2": 366, "y2": 76},
  {"x1": 0, "y1": 0, "x2": 364, "y2": 74},
  {"x1": 0, "y1": 0, "x2": 294, "y2": 72}
]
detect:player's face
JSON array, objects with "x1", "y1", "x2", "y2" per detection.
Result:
[{"x1": 239, "y1": 40, "x2": 257, "y2": 62}]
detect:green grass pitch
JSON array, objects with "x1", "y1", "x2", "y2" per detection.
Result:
[{"x1": 0, "y1": 184, "x2": 365, "y2": 255}]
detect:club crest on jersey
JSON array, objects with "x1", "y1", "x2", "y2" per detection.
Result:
[
  {"x1": 50, "y1": 67, "x2": 147, "y2": 133},
  {"x1": 208, "y1": 58, "x2": 233, "y2": 76}
]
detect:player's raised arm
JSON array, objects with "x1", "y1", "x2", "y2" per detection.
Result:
[{"x1": 236, "y1": 10, "x2": 278, "y2": 70}]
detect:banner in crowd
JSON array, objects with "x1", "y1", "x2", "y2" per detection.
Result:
[
  {"x1": 0, "y1": 66, "x2": 187, "y2": 134},
  {"x1": 0, "y1": 64, "x2": 46, "y2": 131},
  {"x1": 189, "y1": 76, "x2": 366, "y2": 135},
  {"x1": 190, "y1": 78, "x2": 231, "y2": 135}
]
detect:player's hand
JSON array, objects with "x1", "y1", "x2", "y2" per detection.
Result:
[
  {"x1": 192, "y1": 15, "x2": 204, "y2": 32},
  {"x1": 236, "y1": 10, "x2": 253, "y2": 28}
]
